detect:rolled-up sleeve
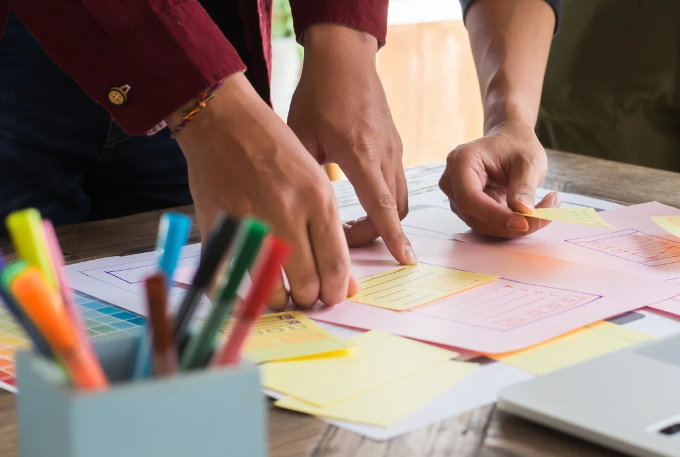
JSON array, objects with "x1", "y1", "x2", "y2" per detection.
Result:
[
  {"x1": 289, "y1": 0, "x2": 389, "y2": 48},
  {"x1": 7, "y1": 0, "x2": 245, "y2": 135},
  {"x1": 460, "y1": 0, "x2": 562, "y2": 34}
]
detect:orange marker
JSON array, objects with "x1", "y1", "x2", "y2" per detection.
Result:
[{"x1": 10, "y1": 267, "x2": 108, "y2": 391}]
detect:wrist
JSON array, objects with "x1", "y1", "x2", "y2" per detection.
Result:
[
  {"x1": 302, "y1": 24, "x2": 377, "y2": 67},
  {"x1": 165, "y1": 72, "x2": 254, "y2": 135},
  {"x1": 483, "y1": 95, "x2": 538, "y2": 135}
]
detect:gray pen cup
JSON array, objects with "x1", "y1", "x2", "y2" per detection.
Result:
[{"x1": 16, "y1": 335, "x2": 267, "y2": 457}]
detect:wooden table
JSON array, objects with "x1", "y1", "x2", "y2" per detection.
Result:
[{"x1": 1, "y1": 149, "x2": 679, "y2": 457}]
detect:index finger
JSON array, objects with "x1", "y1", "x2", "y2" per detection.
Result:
[{"x1": 343, "y1": 163, "x2": 416, "y2": 265}]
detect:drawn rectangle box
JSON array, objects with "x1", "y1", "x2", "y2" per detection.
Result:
[{"x1": 16, "y1": 335, "x2": 267, "y2": 457}]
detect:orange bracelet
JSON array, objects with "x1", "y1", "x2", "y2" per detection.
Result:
[{"x1": 170, "y1": 79, "x2": 224, "y2": 138}]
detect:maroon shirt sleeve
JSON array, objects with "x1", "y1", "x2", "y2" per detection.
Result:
[
  {"x1": 7, "y1": 0, "x2": 246, "y2": 135},
  {"x1": 289, "y1": 0, "x2": 389, "y2": 48}
]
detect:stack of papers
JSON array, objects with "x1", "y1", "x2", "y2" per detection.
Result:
[{"x1": 262, "y1": 330, "x2": 478, "y2": 427}]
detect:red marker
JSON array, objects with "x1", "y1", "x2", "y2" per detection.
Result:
[{"x1": 211, "y1": 237, "x2": 291, "y2": 367}]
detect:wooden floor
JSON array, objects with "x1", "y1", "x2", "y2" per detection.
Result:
[{"x1": 1, "y1": 150, "x2": 678, "y2": 456}]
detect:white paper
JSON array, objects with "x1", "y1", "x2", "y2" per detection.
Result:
[
  {"x1": 66, "y1": 244, "x2": 204, "y2": 318},
  {"x1": 268, "y1": 309, "x2": 680, "y2": 441},
  {"x1": 340, "y1": 188, "x2": 622, "y2": 242}
]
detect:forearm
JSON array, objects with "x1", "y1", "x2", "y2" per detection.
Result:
[{"x1": 465, "y1": 0, "x2": 555, "y2": 133}]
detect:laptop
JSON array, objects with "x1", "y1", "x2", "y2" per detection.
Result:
[{"x1": 498, "y1": 332, "x2": 680, "y2": 457}]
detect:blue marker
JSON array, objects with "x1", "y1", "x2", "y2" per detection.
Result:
[
  {"x1": 132, "y1": 213, "x2": 191, "y2": 380},
  {"x1": 156, "y1": 213, "x2": 192, "y2": 281}
]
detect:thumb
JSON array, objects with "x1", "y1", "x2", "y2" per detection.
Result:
[{"x1": 506, "y1": 159, "x2": 541, "y2": 215}]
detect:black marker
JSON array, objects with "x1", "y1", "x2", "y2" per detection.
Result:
[{"x1": 174, "y1": 213, "x2": 240, "y2": 354}]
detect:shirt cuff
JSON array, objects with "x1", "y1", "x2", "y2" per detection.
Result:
[
  {"x1": 289, "y1": 0, "x2": 389, "y2": 49},
  {"x1": 86, "y1": 2, "x2": 245, "y2": 135},
  {"x1": 459, "y1": 0, "x2": 562, "y2": 35},
  {"x1": 11, "y1": 1, "x2": 245, "y2": 135}
]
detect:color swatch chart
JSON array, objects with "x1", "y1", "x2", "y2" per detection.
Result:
[
  {"x1": 0, "y1": 292, "x2": 145, "y2": 392},
  {"x1": 566, "y1": 229, "x2": 680, "y2": 267}
]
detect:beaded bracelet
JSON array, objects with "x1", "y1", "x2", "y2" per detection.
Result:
[{"x1": 170, "y1": 79, "x2": 225, "y2": 138}]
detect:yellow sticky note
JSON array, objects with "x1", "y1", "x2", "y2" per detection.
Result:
[
  {"x1": 236, "y1": 312, "x2": 352, "y2": 363},
  {"x1": 652, "y1": 216, "x2": 680, "y2": 239},
  {"x1": 348, "y1": 264, "x2": 497, "y2": 311},
  {"x1": 275, "y1": 360, "x2": 478, "y2": 427},
  {"x1": 261, "y1": 330, "x2": 458, "y2": 407},
  {"x1": 488, "y1": 321, "x2": 654, "y2": 375},
  {"x1": 519, "y1": 207, "x2": 615, "y2": 229}
]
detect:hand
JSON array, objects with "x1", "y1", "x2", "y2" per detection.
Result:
[
  {"x1": 167, "y1": 73, "x2": 358, "y2": 310},
  {"x1": 287, "y1": 24, "x2": 417, "y2": 265},
  {"x1": 438, "y1": 120, "x2": 560, "y2": 237}
]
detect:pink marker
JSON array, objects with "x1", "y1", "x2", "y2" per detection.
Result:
[{"x1": 42, "y1": 221, "x2": 94, "y2": 356}]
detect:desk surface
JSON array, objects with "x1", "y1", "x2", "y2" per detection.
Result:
[{"x1": 1, "y1": 149, "x2": 679, "y2": 457}]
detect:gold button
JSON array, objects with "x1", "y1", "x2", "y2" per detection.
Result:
[{"x1": 108, "y1": 85, "x2": 130, "y2": 106}]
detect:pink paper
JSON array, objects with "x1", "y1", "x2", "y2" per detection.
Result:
[
  {"x1": 307, "y1": 234, "x2": 680, "y2": 353},
  {"x1": 174, "y1": 266, "x2": 196, "y2": 286},
  {"x1": 454, "y1": 202, "x2": 680, "y2": 316}
]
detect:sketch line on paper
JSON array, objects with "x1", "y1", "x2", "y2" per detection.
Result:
[
  {"x1": 77, "y1": 252, "x2": 201, "y2": 297},
  {"x1": 565, "y1": 229, "x2": 680, "y2": 267},
  {"x1": 410, "y1": 278, "x2": 602, "y2": 332}
]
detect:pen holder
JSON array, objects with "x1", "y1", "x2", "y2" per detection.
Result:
[{"x1": 16, "y1": 335, "x2": 267, "y2": 457}]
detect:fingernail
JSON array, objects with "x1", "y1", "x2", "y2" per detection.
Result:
[
  {"x1": 507, "y1": 216, "x2": 529, "y2": 232},
  {"x1": 517, "y1": 199, "x2": 534, "y2": 215},
  {"x1": 553, "y1": 193, "x2": 562, "y2": 207},
  {"x1": 404, "y1": 245, "x2": 419, "y2": 265}
]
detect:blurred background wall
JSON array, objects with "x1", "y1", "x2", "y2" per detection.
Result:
[{"x1": 271, "y1": 0, "x2": 484, "y2": 180}]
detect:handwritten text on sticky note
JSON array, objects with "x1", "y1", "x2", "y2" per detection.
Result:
[
  {"x1": 235, "y1": 312, "x2": 352, "y2": 363},
  {"x1": 348, "y1": 264, "x2": 497, "y2": 311}
]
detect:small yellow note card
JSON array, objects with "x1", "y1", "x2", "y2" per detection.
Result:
[
  {"x1": 348, "y1": 264, "x2": 497, "y2": 311},
  {"x1": 519, "y1": 208, "x2": 615, "y2": 229},
  {"x1": 652, "y1": 216, "x2": 680, "y2": 239},
  {"x1": 275, "y1": 360, "x2": 478, "y2": 427},
  {"x1": 261, "y1": 330, "x2": 458, "y2": 407},
  {"x1": 487, "y1": 321, "x2": 654, "y2": 375},
  {"x1": 233, "y1": 312, "x2": 352, "y2": 363}
]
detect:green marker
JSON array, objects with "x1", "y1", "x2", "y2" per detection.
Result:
[
  {"x1": 180, "y1": 218, "x2": 269, "y2": 371},
  {"x1": 0, "y1": 260, "x2": 30, "y2": 291}
]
